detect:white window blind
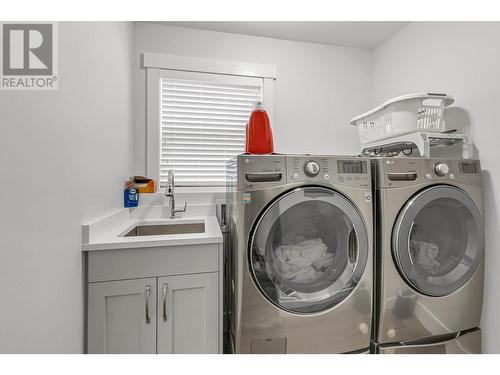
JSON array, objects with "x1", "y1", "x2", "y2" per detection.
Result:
[{"x1": 160, "y1": 76, "x2": 263, "y2": 187}]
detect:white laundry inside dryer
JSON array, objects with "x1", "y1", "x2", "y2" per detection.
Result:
[{"x1": 410, "y1": 224, "x2": 441, "y2": 271}]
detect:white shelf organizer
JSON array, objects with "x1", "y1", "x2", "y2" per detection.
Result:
[{"x1": 360, "y1": 131, "x2": 473, "y2": 159}]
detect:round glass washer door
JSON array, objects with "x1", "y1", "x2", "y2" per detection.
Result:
[
  {"x1": 249, "y1": 186, "x2": 369, "y2": 314},
  {"x1": 393, "y1": 185, "x2": 484, "y2": 297}
]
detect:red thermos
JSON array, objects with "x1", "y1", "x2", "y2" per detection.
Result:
[{"x1": 245, "y1": 102, "x2": 274, "y2": 154}]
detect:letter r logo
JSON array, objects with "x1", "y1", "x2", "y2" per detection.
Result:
[{"x1": 2, "y1": 23, "x2": 53, "y2": 75}]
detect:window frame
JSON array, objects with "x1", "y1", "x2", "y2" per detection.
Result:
[{"x1": 145, "y1": 54, "x2": 275, "y2": 192}]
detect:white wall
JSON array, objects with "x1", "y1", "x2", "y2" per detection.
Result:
[
  {"x1": 371, "y1": 22, "x2": 500, "y2": 353},
  {"x1": 132, "y1": 22, "x2": 372, "y2": 176},
  {"x1": 0, "y1": 22, "x2": 134, "y2": 353}
]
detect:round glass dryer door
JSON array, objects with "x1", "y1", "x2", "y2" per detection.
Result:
[
  {"x1": 249, "y1": 186, "x2": 368, "y2": 314},
  {"x1": 393, "y1": 185, "x2": 484, "y2": 297}
]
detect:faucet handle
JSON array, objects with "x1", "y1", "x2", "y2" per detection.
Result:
[
  {"x1": 172, "y1": 201, "x2": 187, "y2": 217},
  {"x1": 179, "y1": 202, "x2": 187, "y2": 213}
]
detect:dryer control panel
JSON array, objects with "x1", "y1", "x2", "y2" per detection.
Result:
[
  {"x1": 423, "y1": 159, "x2": 481, "y2": 185},
  {"x1": 373, "y1": 158, "x2": 481, "y2": 188}
]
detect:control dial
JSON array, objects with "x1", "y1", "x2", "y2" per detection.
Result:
[
  {"x1": 304, "y1": 161, "x2": 320, "y2": 177},
  {"x1": 434, "y1": 162, "x2": 450, "y2": 176}
]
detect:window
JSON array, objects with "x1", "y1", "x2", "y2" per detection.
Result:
[
  {"x1": 145, "y1": 54, "x2": 276, "y2": 190},
  {"x1": 160, "y1": 73, "x2": 263, "y2": 187}
]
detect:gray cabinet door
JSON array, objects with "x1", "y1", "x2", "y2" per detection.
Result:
[
  {"x1": 157, "y1": 273, "x2": 218, "y2": 353},
  {"x1": 87, "y1": 278, "x2": 156, "y2": 354}
]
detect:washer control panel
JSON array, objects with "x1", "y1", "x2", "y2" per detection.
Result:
[{"x1": 287, "y1": 155, "x2": 369, "y2": 187}]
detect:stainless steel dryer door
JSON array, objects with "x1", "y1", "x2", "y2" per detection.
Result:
[
  {"x1": 393, "y1": 185, "x2": 484, "y2": 297},
  {"x1": 249, "y1": 186, "x2": 369, "y2": 314}
]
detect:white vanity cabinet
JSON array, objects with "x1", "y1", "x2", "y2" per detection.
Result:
[{"x1": 85, "y1": 243, "x2": 222, "y2": 354}]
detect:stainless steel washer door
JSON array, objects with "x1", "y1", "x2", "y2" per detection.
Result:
[
  {"x1": 249, "y1": 186, "x2": 369, "y2": 314},
  {"x1": 393, "y1": 185, "x2": 484, "y2": 297}
]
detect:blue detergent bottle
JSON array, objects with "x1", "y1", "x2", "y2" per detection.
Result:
[{"x1": 124, "y1": 180, "x2": 139, "y2": 208}]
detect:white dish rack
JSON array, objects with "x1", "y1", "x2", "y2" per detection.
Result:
[
  {"x1": 351, "y1": 93, "x2": 455, "y2": 145},
  {"x1": 360, "y1": 131, "x2": 473, "y2": 159}
]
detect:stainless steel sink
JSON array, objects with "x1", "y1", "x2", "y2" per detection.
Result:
[{"x1": 123, "y1": 222, "x2": 205, "y2": 237}]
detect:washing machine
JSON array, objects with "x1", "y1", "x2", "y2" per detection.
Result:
[
  {"x1": 226, "y1": 154, "x2": 373, "y2": 354},
  {"x1": 371, "y1": 157, "x2": 484, "y2": 354}
]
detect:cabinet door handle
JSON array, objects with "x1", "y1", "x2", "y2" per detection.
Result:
[
  {"x1": 162, "y1": 283, "x2": 168, "y2": 322},
  {"x1": 145, "y1": 284, "x2": 151, "y2": 324}
]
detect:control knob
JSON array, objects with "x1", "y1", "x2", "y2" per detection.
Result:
[
  {"x1": 304, "y1": 161, "x2": 320, "y2": 177},
  {"x1": 434, "y1": 162, "x2": 450, "y2": 176}
]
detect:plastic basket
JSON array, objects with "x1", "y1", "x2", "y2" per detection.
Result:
[{"x1": 350, "y1": 93, "x2": 454, "y2": 145}]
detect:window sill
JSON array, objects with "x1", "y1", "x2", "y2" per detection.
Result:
[
  {"x1": 175, "y1": 186, "x2": 226, "y2": 194},
  {"x1": 138, "y1": 187, "x2": 226, "y2": 207}
]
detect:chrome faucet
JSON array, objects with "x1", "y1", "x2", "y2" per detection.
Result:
[{"x1": 165, "y1": 169, "x2": 187, "y2": 218}]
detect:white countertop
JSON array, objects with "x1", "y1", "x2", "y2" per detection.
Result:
[{"x1": 82, "y1": 204, "x2": 223, "y2": 251}]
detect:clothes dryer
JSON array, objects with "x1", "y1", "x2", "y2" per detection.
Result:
[{"x1": 371, "y1": 157, "x2": 484, "y2": 354}]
